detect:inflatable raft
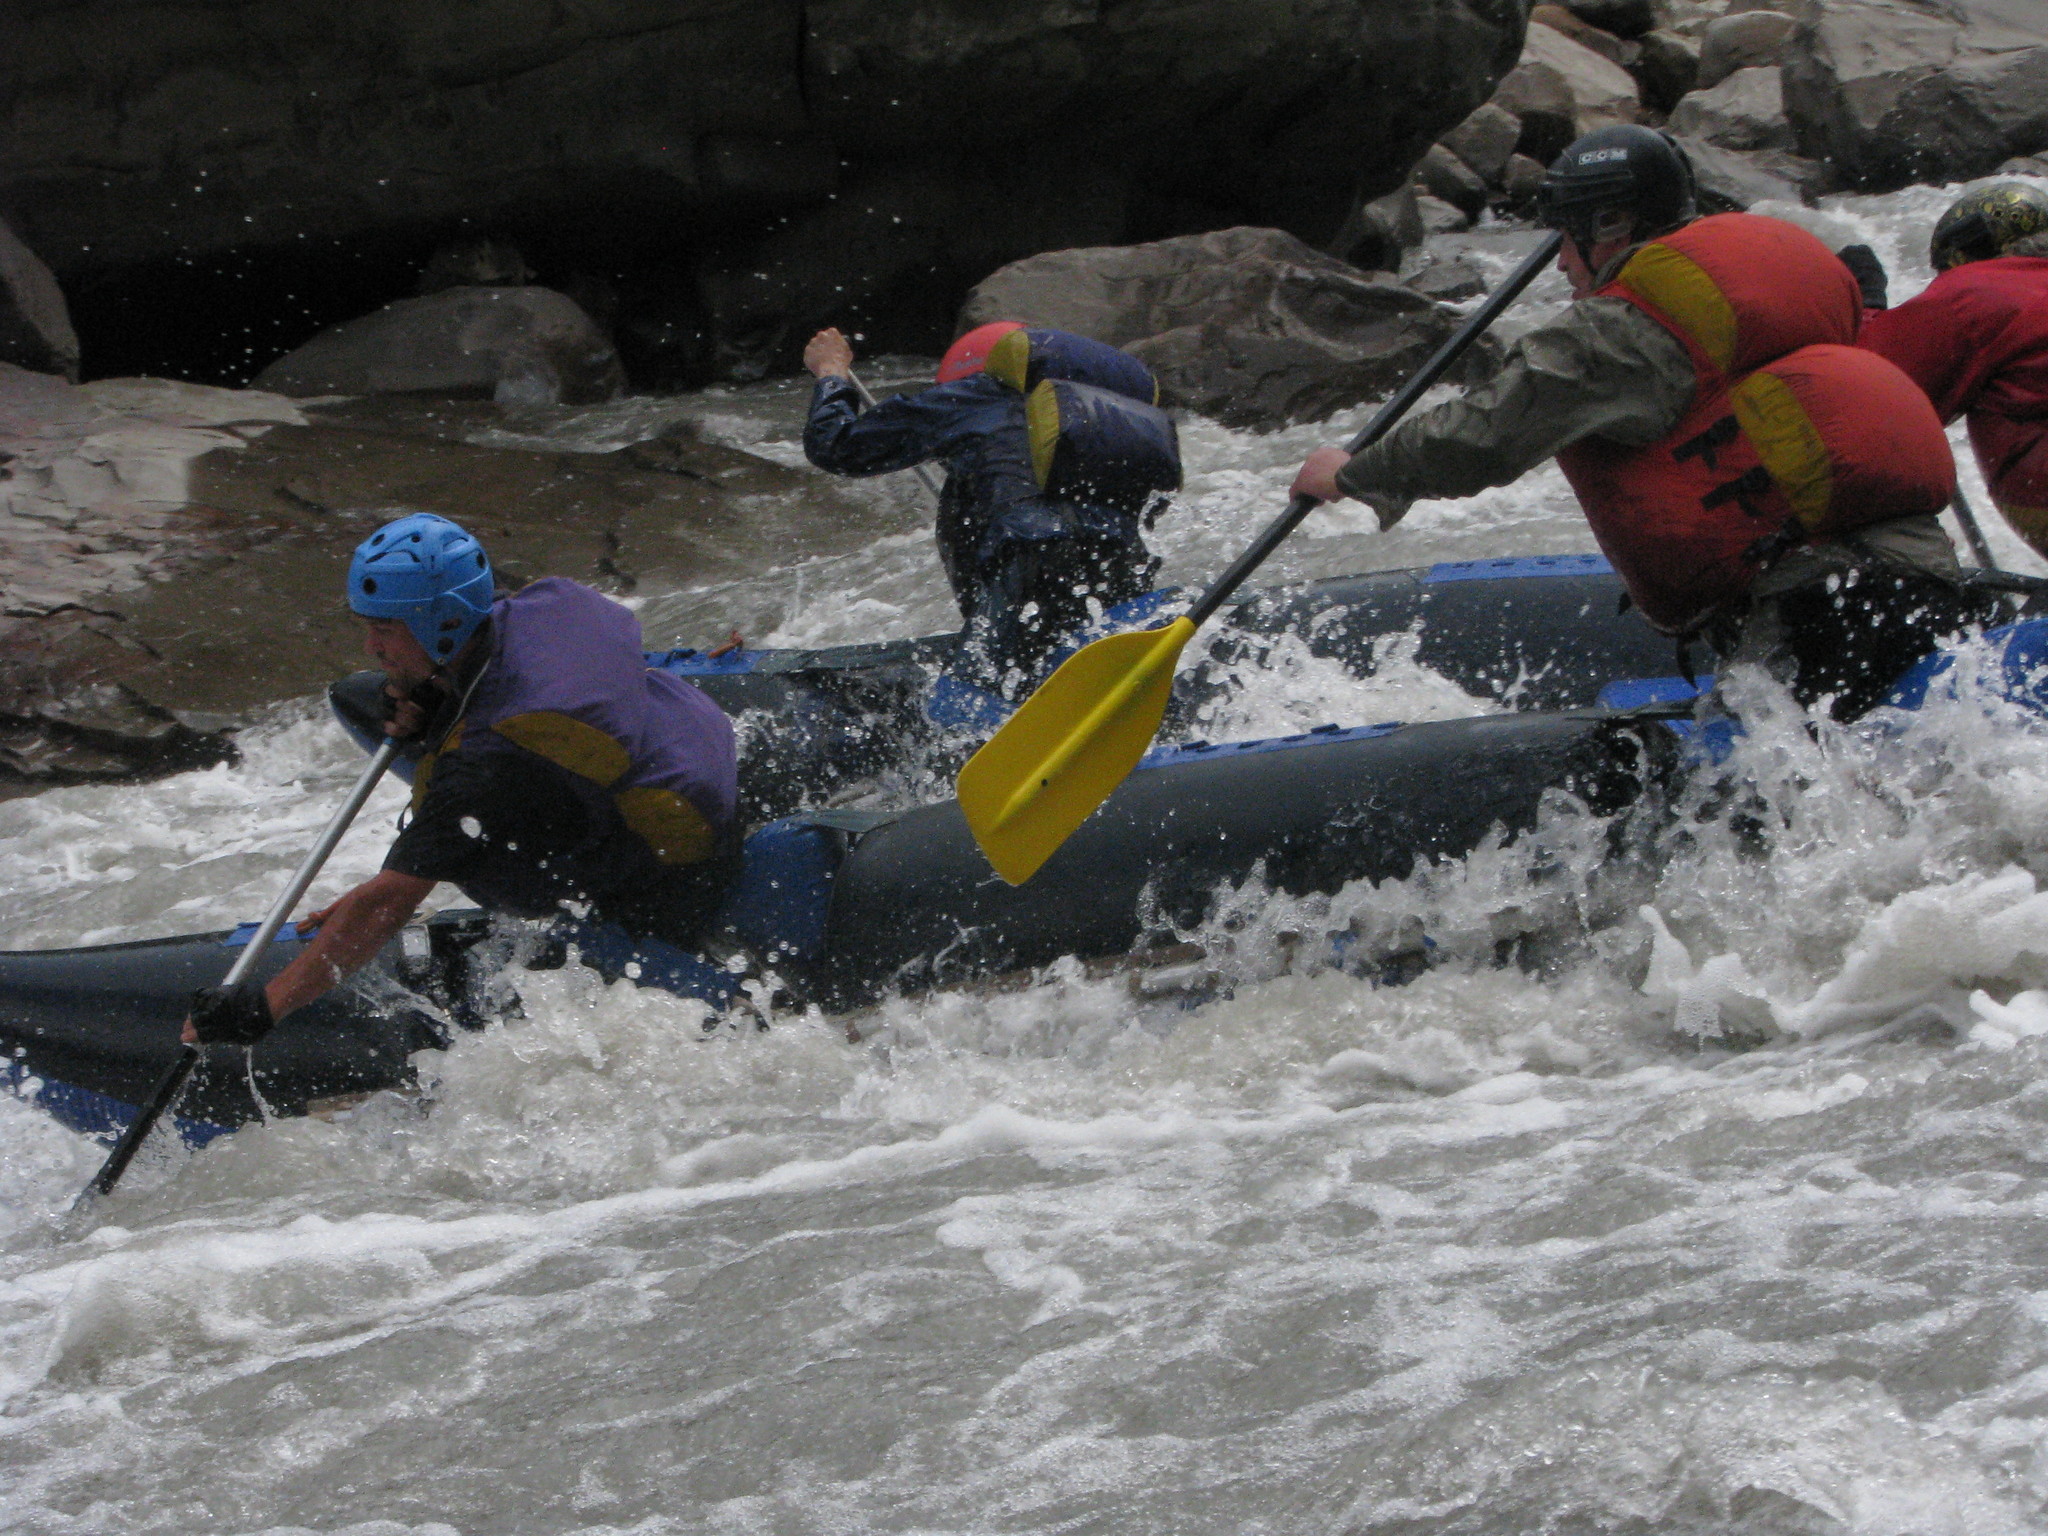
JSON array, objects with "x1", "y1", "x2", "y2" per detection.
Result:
[
  {"x1": 1, "y1": 705, "x2": 1672, "y2": 1145},
  {"x1": 7, "y1": 566, "x2": 2045, "y2": 1149}
]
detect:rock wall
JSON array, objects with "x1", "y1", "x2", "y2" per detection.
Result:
[
  {"x1": 1414, "y1": 0, "x2": 2048, "y2": 223},
  {"x1": 0, "y1": 0, "x2": 1527, "y2": 384},
  {"x1": 1782, "y1": 0, "x2": 2048, "y2": 191}
]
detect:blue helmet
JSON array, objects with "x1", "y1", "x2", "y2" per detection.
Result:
[{"x1": 347, "y1": 512, "x2": 495, "y2": 662}]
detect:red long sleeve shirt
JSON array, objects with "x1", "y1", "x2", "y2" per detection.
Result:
[
  {"x1": 1861, "y1": 256, "x2": 2048, "y2": 424},
  {"x1": 1862, "y1": 256, "x2": 2048, "y2": 529}
]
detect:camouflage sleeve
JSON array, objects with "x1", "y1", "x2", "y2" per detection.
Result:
[{"x1": 1333, "y1": 296, "x2": 1700, "y2": 526}]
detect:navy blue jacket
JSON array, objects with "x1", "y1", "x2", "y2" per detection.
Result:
[{"x1": 803, "y1": 374, "x2": 1146, "y2": 605}]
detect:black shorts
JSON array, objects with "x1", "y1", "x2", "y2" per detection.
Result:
[{"x1": 1708, "y1": 561, "x2": 2006, "y2": 722}]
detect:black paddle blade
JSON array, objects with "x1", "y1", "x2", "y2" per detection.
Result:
[{"x1": 71, "y1": 1044, "x2": 201, "y2": 1213}]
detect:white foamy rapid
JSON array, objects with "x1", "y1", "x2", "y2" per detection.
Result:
[{"x1": 10, "y1": 186, "x2": 2048, "y2": 1534}]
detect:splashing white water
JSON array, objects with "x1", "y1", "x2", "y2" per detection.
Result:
[{"x1": 9, "y1": 186, "x2": 2048, "y2": 1534}]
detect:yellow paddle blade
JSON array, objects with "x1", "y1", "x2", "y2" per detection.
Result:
[{"x1": 957, "y1": 616, "x2": 1197, "y2": 885}]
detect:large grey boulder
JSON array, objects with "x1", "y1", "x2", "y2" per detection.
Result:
[
  {"x1": 1531, "y1": 5, "x2": 1641, "y2": 67},
  {"x1": 254, "y1": 288, "x2": 625, "y2": 404},
  {"x1": 1696, "y1": 10, "x2": 1798, "y2": 89},
  {"x1": 1668, "y1": 66, "x2": 1796, "y2": 152},
  {"x1": 0, "y1": 218, "x2": 78, "y2": 382},
  {"x1": 1673, "y1": 135, "x2": 1823, "y2": 210},
  {"x1": 959, "y1": 227, "x2": 1473, "y2": 431},
  {"x1": 417, "y1": 238, "x2": 532, "y2": 295},
  {"x1": 1632, "y1": 29, "x2": 1702, "y2": 113},
  {"x1": 1416, "y1": 145, "x2": 1490, "y2": 219},
  {"x1": 1330, "y1": 184, "x2": 1426, "y2": 275},
  {"x1": 1563, "y1": 0, "x2": 1658, "y2": 38},
  {"x1": 1415, "y1": 195, "x2": 1474, "y2": 235},
  {"x1": 1496, "y1": 20, "x2": 1643, "y2": 162},
  {"x1": 1502, "y1": 153, "x2": 1550, "y2": 209},
  {"x1": 1440, "y1": 102, "x2": 1524, "y2": 185},
  {"x1": 1782, "y1": 0, "x2": 2048, "y2": 191},
  {"x1": 1406, "y1": 256, "x2": 1489, "y2": 303},
  {"x1": 2, "y1": 0, "x2": 1533, "y2": 382}
]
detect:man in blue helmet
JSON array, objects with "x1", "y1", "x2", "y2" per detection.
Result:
[{"x1": 184, "y1": 512, "x2": 739, "y2": 1046}]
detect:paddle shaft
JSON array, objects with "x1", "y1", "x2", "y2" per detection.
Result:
[
  {"x1": 1184, "y1": 231, "x2": 1565, "y2": 629},
  {"x1": 75, "y1": 739, "x2": 401, "y2": 1207},
  {"x1": 847, "y1": 369, "x2": 945, "y2": 501},
  {"x1": 1952, "y1": 487, "x2": 1999, "y2": 571}
]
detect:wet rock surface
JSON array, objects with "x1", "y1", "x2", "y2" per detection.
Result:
[
  {"x1": 254, "y1": 287, "x2": 625, "y2": 406},
  {"x1": 960, "y1": 227, "x2": 1474, "y2": 431},
  {"x1": 0, "y1": 373, "x2": 888, "y2": 792},
  {"x1": 0, "y1": 366, "x2": 309, "y2": 788}
]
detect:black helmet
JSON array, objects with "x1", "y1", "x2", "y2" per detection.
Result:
[
  {"x1": 1535, "y1": 125, "x2": 1698, "y2": 253},
  {"x1": 1930, "y1": 182, "x2": 2048, "y2": 271}
]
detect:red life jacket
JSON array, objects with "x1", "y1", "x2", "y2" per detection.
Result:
[
  {"x1": 1860, "y1": 255, "x2": 2048, "y2": 546},
  {"x1": 1556, "y1": 213, "x2": 1956, "y2": 633}
]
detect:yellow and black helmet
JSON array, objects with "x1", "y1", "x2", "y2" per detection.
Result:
[{"x1": 1930, "y1": 182, "x2": 2048, "y2": 271}]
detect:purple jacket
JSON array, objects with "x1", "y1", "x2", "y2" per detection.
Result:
[{"x1": 423, "y1": 578, "x2": 736, "y2": 863}]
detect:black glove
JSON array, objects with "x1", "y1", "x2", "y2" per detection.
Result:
[
  {"x1": 383, "y1": 675, "x2": 449, "y2": 744},
  {"x1": 188, "y1": 980, "x2": 275, "y2": 1046},
  {"x1": 1837, "y1": 244, "x2": 1888, "y2": 311}
]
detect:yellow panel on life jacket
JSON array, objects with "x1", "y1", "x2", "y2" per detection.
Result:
[{"x1": 1560, "y1": 216, "x2": 1949, "y2": 633}]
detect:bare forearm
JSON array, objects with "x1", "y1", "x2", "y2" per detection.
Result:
[{"x1": 264, "y1": 873, "x2": 432, "y2": 1020}]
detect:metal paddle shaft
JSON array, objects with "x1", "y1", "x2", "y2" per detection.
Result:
[
  {"x1": 1186, "y1": 230, "x2": 1564, "y2": 628},
  {"x1": 74, "y1": 739, "x2": 402, "y2": 1209},
  {"x1": 847, "y1": 368, "x2": 945, "y2": 501},
  {"x1": 1951, "y1": 487, "x2": 2000, "y2": 572},
  {"x1": 956, "y1": 232, "x2": 1563, "y2": 885}
]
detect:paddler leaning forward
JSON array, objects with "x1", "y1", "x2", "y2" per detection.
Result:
[
  {"x1": 1860, "y1": 182, "x2": 2048, "y2": 559},
  {"x1": 182, "y1": 512, "x2": 740, "y2": 1048},
  {"x1": 1292, "y1": 125, "x2": 1993, "y2": 723}
]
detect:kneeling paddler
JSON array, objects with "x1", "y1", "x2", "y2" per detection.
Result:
[
  {"x1": 1292, "y1": 125, "x2": 1991, "y2": 723},
  {"x1": 802, "y1": 321, "x2": 1181, "y2": 690},
  {"x1": 183, "y1": 513, "x2": 740, "y2": 1047},
  {"x1": 1860, "y1": 182, "x2": 2048, "y2": 560}
]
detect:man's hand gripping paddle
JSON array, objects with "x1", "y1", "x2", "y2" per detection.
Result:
[
  {"x1": 70, "y1": 739, "x2": 401, "y2": 1214},
  {"x1": 956, "y1": 232, "x2": 1564, "y2": 886}
]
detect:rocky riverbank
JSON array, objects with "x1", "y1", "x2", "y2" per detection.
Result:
[
  {"x1": 0, "y1": 369, "x2": 890, "y2": 791},
  {"x1": 1384, "y1": 0, "x2": 2048, "y2": 227}
]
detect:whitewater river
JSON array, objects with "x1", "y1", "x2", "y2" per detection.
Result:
[{"x1": 8, "y1": 184, "x2": 2048, "y2": 1534}]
